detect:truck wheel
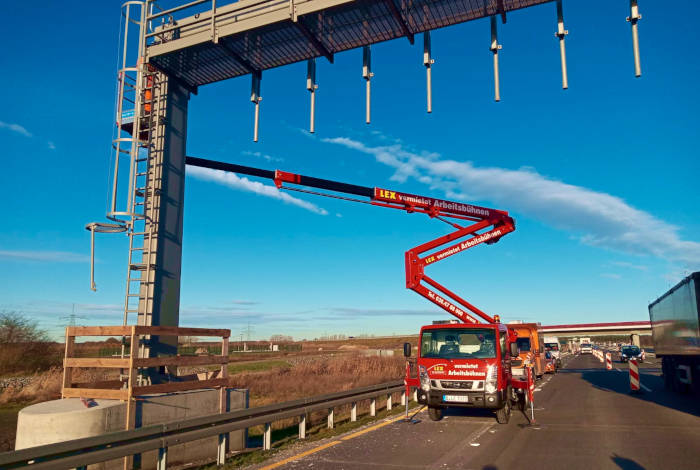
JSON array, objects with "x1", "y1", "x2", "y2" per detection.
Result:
[
  {"x1": 496, "y1": 399, "x2": 511, "y2": 424},
  {"x1": 662, "y1": 358, "x2": 673, "y2": 390},
  {"x1": 428, "y1": 406, "x2": 443, "y2": 421}
]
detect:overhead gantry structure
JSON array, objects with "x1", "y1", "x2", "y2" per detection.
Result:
[
  {"x1": 87, "y1": 0, "x2": 645, "y2": 357},
  {"x1": 145, "y1": 0, "x2": 643, "y2": 137}
]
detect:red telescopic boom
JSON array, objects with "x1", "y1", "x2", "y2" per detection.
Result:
[{"x1": 186, "y1": 157, "x2": 515, "y2": 325}]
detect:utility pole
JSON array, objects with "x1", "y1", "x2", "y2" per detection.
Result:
[
  {"x1": 243, "y1": 322, "x2": 254, "y2": 342},
  {"x1": 60, "y1": 304, "x2": 87, "y2": 329}
]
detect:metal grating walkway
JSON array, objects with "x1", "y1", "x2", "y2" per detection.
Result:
[{"x1": 147, "y1": 0, "x2": 553, "y2": 89}]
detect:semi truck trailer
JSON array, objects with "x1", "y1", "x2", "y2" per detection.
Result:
[{"x1": 648, "y1": 272, "x2": 700, "y2": 394}]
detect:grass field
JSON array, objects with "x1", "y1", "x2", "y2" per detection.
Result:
[
  {"x1": 0, "y1": 345, "x2": 407, "y2": 453},
  {"x1": 0, "y1": 403, "x2": 26, "y2": 452}
]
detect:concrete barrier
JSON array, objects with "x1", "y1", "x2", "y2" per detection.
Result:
[
  {"x1": 16, "y1": 388, "x2": 248, "y2": 469},
  {"x1": 360, "y1": 349, "x2": 395, "y2": 357}
]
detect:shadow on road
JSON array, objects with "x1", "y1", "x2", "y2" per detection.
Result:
[
  {"x1": 441, "y1": 407, "x2": 494, "y2": 420},
  {"x1": 575, "y1": 368, "x2": 700, "y2": 418},
  {"x1": 612, "y1": 453, "x2": 646, "y2": 470}
]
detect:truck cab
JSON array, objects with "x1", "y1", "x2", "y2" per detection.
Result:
[
  {"x1": 508, "y1": 323, "x2": 546, "y2": 380},
  {"x1": 543, "y1": 336, "x2": 562, "y2": 367},
  {"x1": 414, "y1": 322, "x2": 515, "y2": 423}
]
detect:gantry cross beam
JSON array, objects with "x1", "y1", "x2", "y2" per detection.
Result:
[{"x1": 146, "y1": 0, "x2": 553, "y2": 89}]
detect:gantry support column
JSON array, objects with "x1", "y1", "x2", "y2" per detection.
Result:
[{"x1": 139, "y1": 72, "x2": 190, "y2": 357}]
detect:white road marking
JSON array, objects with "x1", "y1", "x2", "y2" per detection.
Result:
[
  {"x1": 615, "y1": 367, "x2": 623, "y2": 372},
  {"x1": 640, "y1": 383, "x2": 652, "y2": 392},
  {"x1": 467, "y1": 423, "x2": 495, "y2": 447}
]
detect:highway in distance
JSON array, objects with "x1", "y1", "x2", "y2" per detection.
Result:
[{"x1": 253, "y1": 353, "x2": 700, "y2": 470}]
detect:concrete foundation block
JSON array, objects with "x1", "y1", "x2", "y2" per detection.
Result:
[{"x1": 16, "y1": 388, "x2": 248, "y2": 469}]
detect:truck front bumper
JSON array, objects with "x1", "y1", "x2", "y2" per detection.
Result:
[{"x1": 416, "y1": 388, "x2": 507, "y2": 410}]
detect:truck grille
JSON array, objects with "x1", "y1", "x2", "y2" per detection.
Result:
[
  {"x1": 511, "y1": 359, "x2": 523, "y2": 367},
  {"x1": 440, "y1": 380, "x2": 472, "y2": 389}
]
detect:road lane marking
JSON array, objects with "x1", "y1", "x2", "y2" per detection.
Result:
[
  {"x1": 259, "y1": 441, "x2": 341, "y2": 470},
  {"x1": 260, "y1": 413, "x2": 408, "y2": 470},
  {"x1": 640, "y1": 383, "x2": 652, "y2": 392},
  {"x1": 467, "y1": 422, "x2": 495, "y2": 447},
  {"x1": 339, "y1": 413, "x2": 408, "y2": 441},
  {"x1": 616, "y1": 367, "x2": 623, "y2": 372}
]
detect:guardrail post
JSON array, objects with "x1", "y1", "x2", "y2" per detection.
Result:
[
  {"x1": 299, "y1": 414, "x2": 306, "y2": 439},
  {"x1": 157, "y1": 446, "x2": 168, "y2": 470},
  {"x1": 328, "y1": 407, "x2": 334, "y2": 429},
  {"x1": 401, "y1": 392, "x2": 406, "y2": 406},
  {"x1": 413, "y1": 389, "x2": 418, "y2": 402},
  {"x1": 386, "y1": 393, "x2": 392, "y2": 411},
  {"x1": 370, "y1": 397, "x2": 376, "y2": 417},
  {"x1": 350, "y1": 402, "x2": 357, "y2": 422},
  {"x1": 217, "y1": 432, "x2": 227, "y2": 465},
  {"x1": 263, "y1": 422, "x2": 272, "y2": 450}
]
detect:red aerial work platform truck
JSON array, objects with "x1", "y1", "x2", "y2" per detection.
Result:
[{"x1": 184, "y1": 156, "x2": 529, "y2": 423}]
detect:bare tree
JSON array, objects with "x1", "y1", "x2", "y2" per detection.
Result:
[
  {"x1": 0, "y1": 311, "x2": 49, "y2": 344},
  {"x1": 0, "y1": 311, "x2": 58, "y2": 374}
]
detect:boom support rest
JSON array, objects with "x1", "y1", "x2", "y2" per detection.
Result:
[{"x1": 185, "y1": 156, "x2": 515, "y2": 325}]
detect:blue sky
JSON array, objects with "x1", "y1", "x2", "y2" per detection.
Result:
[{"x1": 1, "y1": 1, "x2": 698, "y2": 341}]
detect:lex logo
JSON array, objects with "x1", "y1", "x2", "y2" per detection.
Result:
[{"x1": 378, "y1": 189, "x2": 397, "y2": 200}]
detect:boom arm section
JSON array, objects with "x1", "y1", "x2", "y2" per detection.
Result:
[{"x1": 186, "y1": 156, "x2": 515, "y2": 324}]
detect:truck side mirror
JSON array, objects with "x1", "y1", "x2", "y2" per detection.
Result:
[
  {"x1": 403, "y1": 342, "x2": 412, "y2": 358},
  {"x1": 510, "y1": 343, "x2": 519, "y2": 357}
]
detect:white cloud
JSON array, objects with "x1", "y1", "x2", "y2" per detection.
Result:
[
  {"x1": 0, "y1": 250, "x2": 90, "y2": 263},
  {"x1": 48, "y1": 141, "x2": 56, "y2": 150},
  {"x1": 0, "y1": 121, "x2": 32, "y2": 137},
  {"x1": 242, "y1": 150, "x2": 282, "y2": 162},
  {"x1": 322, "y1": 136, "x2": 700, "y2": 266},
  {"x1": 232, "y1": 300, "x2": 259, "y2": 305},
  {"x1": 327, "y1": 307, "x2": 439, "y2": 317},
  {"x1": 601, "y1": 273, "x2": 622, "y2": 279},
  {"x1": 610, "y1": 261, "x2": 648, "y2": 271},
  {"x1": 187, "y1": 165, "x2": 328, "y2": 215}
]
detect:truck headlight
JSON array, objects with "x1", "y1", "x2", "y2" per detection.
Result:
[
  {"x1": 419, "y1": 365, "x2": 430, "y2": 391},
  {"x1": 485, "y1": 365, "x2": 498, "y2": 394}
]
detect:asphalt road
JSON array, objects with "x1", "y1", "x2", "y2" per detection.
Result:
[{"x1": 254, "y1": 352, "x2": 700, "y2": 470}]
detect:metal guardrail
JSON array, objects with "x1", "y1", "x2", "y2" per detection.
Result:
[{"x1": 1, "y1": 380, "x2": 406, "y2": 470}]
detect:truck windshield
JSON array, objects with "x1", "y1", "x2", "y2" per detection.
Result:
[
  {"x1": 545, "y1": 343, "x2": 559, "y2": 351},
  {"x1": 421, "y1": 328, "x2": 497, "y2": 359},
  {"x1": 516, "y1": 337, "x2": 531, "y2": 352}
]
